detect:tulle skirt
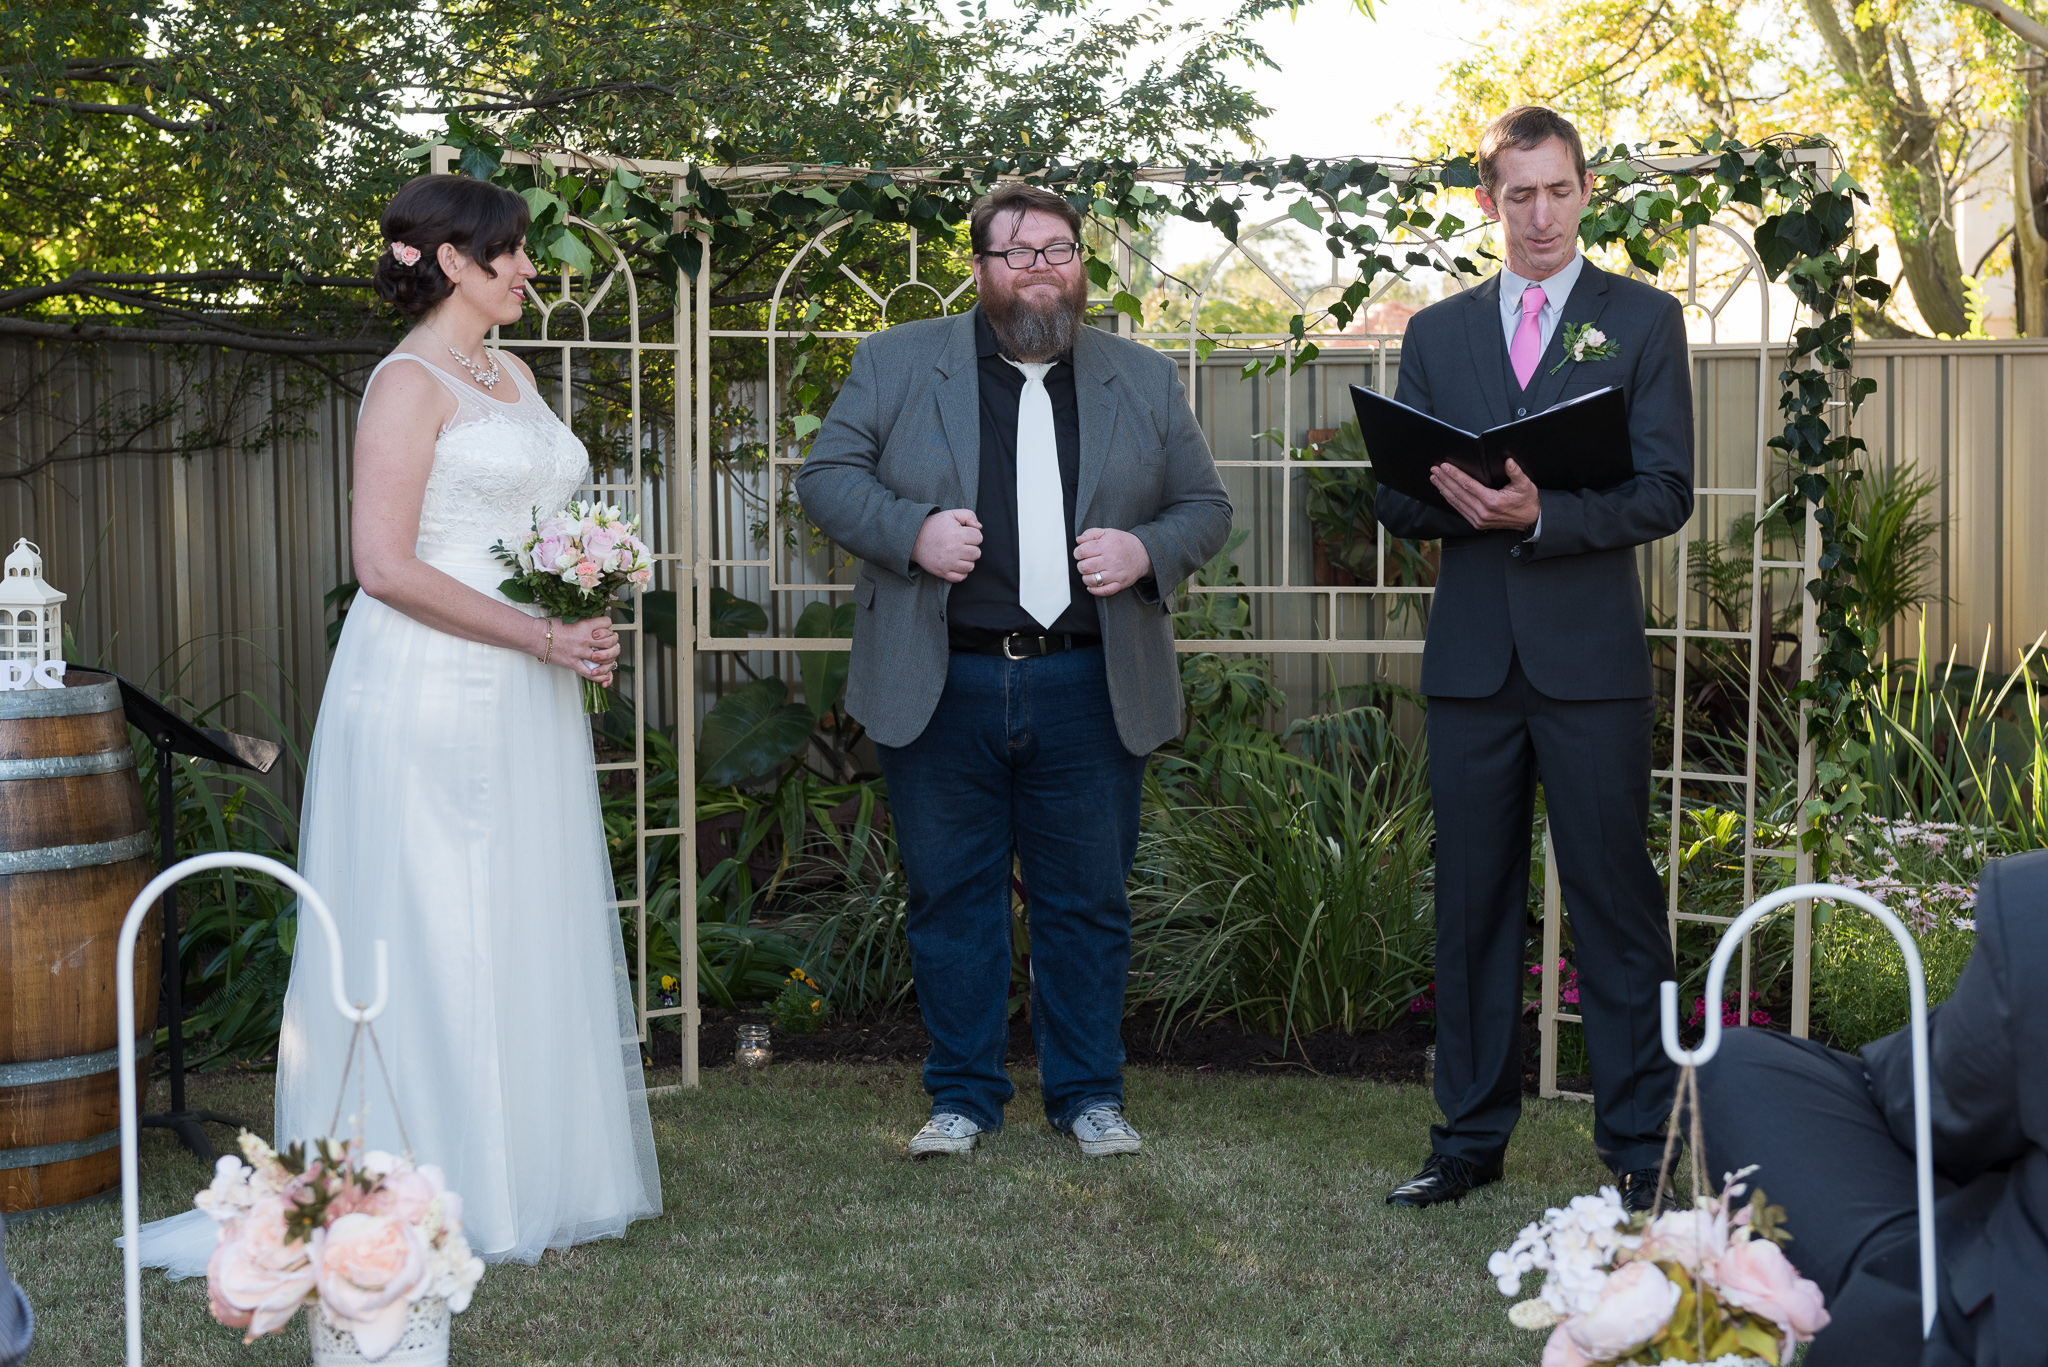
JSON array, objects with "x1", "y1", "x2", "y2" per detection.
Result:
[{"x1": 266, "y1": 548, "x2": 661, "y2": 1263}]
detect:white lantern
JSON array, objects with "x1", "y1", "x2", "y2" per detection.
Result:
[{"x1": 0, "y1": 538, "x2": 66, "y2": 688}]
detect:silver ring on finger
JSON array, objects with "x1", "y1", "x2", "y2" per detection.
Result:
[{"x1": 1092, "y1": 571, "x2": 1105, "y2": 586}]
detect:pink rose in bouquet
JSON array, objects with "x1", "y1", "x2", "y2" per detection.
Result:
[
  {"x1": 313, "y1": 1213, "x2": 433, "y2": 1360},
  {"x1": 1562, "y1": 1261, "x2": 1679, "y2": 1360},
  {"x1": 493, "y1": 499, "x2": 655, "y2": 713},
  {"x1": 205, "y1": 1197, "x2": 316, "y2": 1341},
  {"x1": 1714, "y1": 1234, "x2": 1831, "y2": 1340}
]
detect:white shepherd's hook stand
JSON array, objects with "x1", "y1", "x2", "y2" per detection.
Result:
[
  {"x1": 114, "y1": 853, "x2": 389, "y2": 1367},
  {"x1": 1659, "y1": 882, "x2": 1937, "y2": 1338}
]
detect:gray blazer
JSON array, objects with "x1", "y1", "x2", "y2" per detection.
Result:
[
  {"x1": 794, "y1": 312, "x2": 1232, "y2": 755},
  {"x1": 1374, "y1": 263, "x2": 1695, "y2": 700}
]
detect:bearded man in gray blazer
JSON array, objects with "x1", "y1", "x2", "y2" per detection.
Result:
[
  {"x1": 1375, "y1": 106, "x2": 1694, "y2": 1209},
  {"x1": 796, "y1": 182, "x2": 1232, "y2": 1160}
]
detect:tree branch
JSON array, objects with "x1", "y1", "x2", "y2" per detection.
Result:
[
  {"x1": 5, "y1": 90, "x2": 216, "y2": 133},
  {"x1": 1954, "y1": 0, "x2": 2048, "y2": 52},
  {"x1": 0, "y1": 317, "x2": 386, "y2": 356}
]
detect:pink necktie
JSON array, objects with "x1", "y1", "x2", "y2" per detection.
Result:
[{"x1": 1509, "y1": 283, "x2": 1546, "y2": 389}]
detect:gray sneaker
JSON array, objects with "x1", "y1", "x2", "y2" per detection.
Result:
[
  {"x1": 1068, "y1": 1104, "x2": 1142, "y2": 1157},
  {"x1": 907, "y1": 1111, "x2": 984, "y2": 1158}
]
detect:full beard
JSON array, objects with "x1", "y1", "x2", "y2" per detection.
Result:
[{"x1": 984, "y1": 276, "x2": 1089, "y2": 362}]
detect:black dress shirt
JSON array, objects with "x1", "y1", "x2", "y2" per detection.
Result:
[{"x1": 947, "y1": 307, "x2": 1097, "y2": 641}]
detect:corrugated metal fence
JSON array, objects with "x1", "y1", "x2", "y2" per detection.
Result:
[{"x1": 0, "y1": 335, "x2": 2035, "y2": 793}]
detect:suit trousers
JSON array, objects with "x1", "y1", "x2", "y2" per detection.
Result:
[
  {"x1": 1427, "y1": 652, "x2": 1676, "y2": 1172},
  {"x1": 877, "y1": 645, "x2": 1147, "y2": 1131},
  {"x1": 1697, "y1": 1028, "x2": 1981, "y2": 1366}
]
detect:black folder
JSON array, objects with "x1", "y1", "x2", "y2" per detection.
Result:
[{"x1": 1348, "y1": 384, "x2": 1634, "y2": 514}]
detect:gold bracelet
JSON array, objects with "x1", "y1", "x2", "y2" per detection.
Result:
[{"x1": 538, "y1": 618, "x2": 556, "y2": 665}]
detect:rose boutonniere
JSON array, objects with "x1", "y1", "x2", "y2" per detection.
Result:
[{"x1": 1550, "y1": 321, "x2": 1620, "y2": 374}]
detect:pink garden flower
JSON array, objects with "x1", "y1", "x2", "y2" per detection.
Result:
[
  {"x1": 312, "y1": 1213, "x2": 433, "y2": 1360},
  {"x1": 1541, "y1": 1323, "x2": 1595, "y2": 1367}
]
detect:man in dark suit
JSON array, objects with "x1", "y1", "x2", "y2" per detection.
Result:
[
  {"x1": 796, "y1": 183, "x2": 1232, "y2": 1160},
  {"x1": 1697, "y1": 852, "x2": 2048, "y2": 1366},
  {"x1": 1374, "y1": 105, "x2": 1694, "y2": 1209}
]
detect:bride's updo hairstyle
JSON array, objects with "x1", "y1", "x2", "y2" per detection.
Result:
[{"x1": 373, "y1": 174, "x2": 531, "y2": 319}]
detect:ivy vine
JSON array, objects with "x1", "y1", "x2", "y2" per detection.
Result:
[{"x1": 441, "y1": 127, "x2": 1888, "y2": 802}]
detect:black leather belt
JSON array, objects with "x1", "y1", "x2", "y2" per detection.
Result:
[{"x1": 951, "y1": 630, "x2": 1100, "y2": 659}]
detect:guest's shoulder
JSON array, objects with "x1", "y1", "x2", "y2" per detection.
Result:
[{"x1": 1082, "y1": 325, "x2": 1180, "y2": 382}]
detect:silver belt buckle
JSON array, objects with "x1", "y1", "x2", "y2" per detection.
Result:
[{"x1": 1001, "y1": 633, "x2": 1041, "y2": 660}]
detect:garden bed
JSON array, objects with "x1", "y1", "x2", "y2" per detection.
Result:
[{"x1": 657, "y1": 1006, "x2": 1589, "y2": 1093}]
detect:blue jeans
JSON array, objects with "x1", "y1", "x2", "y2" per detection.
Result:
[{"x1": 877, "y1": 645, "x2": 1148, "y2": 1131}]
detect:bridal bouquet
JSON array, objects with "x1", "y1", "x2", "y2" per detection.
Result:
[
  {"x1": 198, "y1": 1131, "x2": 484, "y2": 1360},
  {"x1": 1488, "y1": 1169, "x2": 1828, "y2": 1367},
  {"x1": 492, "y1": 500, "x2": 655, "y2": 713}
]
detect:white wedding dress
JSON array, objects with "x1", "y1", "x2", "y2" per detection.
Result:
[{"x1": 130, "y1": 351, "x2": 662, "y2": 1276}]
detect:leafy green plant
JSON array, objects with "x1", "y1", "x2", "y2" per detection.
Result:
[
  {"x1": 1129, "y1": 731, "x2": 1434, "y2": 1044},
  {"x1": 769, "y1": 967, "x2": 829, "y2": 1033},
  {"x1": 1836, "y1": 459, "x2": 1946, "y2": 642}
]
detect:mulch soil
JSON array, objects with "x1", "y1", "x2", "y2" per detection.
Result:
[{"x1": 650, "y1": 1005, "x2": 1589, "y2": 1095}]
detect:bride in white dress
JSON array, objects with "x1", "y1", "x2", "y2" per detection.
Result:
[{"x1": 135, "y1": 174, "x2": 662, "y2": 1274}]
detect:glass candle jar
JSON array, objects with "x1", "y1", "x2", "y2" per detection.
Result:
[{"x1": 735, "y1": 1024, "x2": 772, "y2": 1068}]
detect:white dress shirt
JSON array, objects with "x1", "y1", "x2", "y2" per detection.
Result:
[{"x1": 1498, "y1": 252, "x2": 1585, "y2": 355}]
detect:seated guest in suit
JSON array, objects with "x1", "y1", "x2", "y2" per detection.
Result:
[
  {"x1": 1697, "y1": 850, "x2": 2048, "y2": 1367},
  {"x1": 1374, "y1": 105, "x2": 1695, "y2": 1209},
  {"x1": 796, "y1": 183, "x2": 1232, "y2": 1159}
]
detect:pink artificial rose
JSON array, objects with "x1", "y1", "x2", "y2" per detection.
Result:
[
  {"x1": 313, "y1": 1213, "x2": 432, "y2": 1360},
  {"x1": 628, "y1": 564, "x2": 653, "y2": 586},
  {"x1": 1635, "y1": 1206, "x2": 1729, "y2": 1273},
  {"x1": 583, "y1": 528, "x2": 620, "y2": 564},
  {"x1": 1541, "y1": 1323, "x2": 1595, "y2": 1367},
  {"x1": 374, "y1": 1164, "x2": 444, "y2": 1225},
  {"x1": 536, "y1": 515, "x2": 574, "y2": 543},
  {"x1": 1564, "y1": 1260, "x2": 1680, "y2": 1360},
  {"x1": 534, "y1": 535, "x2": 576, "y2": 574},
  {"x1": 570, "y1": 558, "x2": 603, "y2": 589},
  {"x1": 1714, "y1": 1236, "x2": 1830, "y2": 1339},
  {"x1": 206, "y1": 1196, "x2": 316, "y2": 1341}
]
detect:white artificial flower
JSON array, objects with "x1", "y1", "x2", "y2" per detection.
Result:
[{"x1": 1509, "y1": 1298, "x2": 1561, "y2": 1330}]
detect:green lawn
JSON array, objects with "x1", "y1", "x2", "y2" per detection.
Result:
[{"x1": 12, "y1": 1065, "x2": 1609, "y2": 1365}]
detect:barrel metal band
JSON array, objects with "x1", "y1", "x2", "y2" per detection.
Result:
[
  {"x1": 0, "y1": 675, "x2": 119, "y2": 719},
  {"x1": 0, "y1": 1035, "x2": 153, "y2": 1088},
  {"x1": 0, "y1": 829, "x2": 153, "y2": 874},
  {"x1": 0, "y1": 749, "x2": 134, "y2": 781},
  {"x1": 0, "y1": 1127, "x2": 120, "y2": 1170}
]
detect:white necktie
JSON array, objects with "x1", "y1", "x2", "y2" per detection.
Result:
[{"x1": 1005, "y1": 359, "x2": 1067, "y2": 630}]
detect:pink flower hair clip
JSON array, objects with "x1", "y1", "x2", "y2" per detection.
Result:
[{"x1": 390, "y1": 241, "x2": 421, "y2": 267}]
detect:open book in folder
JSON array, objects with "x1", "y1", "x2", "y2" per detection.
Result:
[{"x1": 1347, "y1": 383, "x2": 1634, "y2": 514}]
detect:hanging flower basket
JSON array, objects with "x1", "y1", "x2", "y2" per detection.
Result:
[{"x1": 310, "y1": 1293, "x2": 450, "y2": 1367}]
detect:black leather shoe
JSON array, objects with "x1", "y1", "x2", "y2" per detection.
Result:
[
  {"x1": 1385, "y1": 1152, "x2": 1504, "y2": 1207},
  {"x1": 1619, "y1": 1167, "x2": 1680, "y2": 1216}
]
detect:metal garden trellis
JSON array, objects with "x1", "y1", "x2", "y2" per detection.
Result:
[{"x1": 427, "y1": 144, "x2": 1833, "y2": 1091}]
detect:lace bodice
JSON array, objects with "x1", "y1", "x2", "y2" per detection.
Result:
[{"x1": 364, "y1": 351, "x2": 591, "y2": 558}]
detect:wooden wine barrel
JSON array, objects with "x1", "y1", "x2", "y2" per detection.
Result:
[{"x1": 0, "y1": 670, "x2": 158, "y2": 1214}]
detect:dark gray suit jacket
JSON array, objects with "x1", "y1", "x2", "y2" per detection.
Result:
[
  {"x1": 794, "y1": 313, "x2": 1232, "y2": 755},
  {"x1": 1374, "y1": 263, "x2": 1694, "y2": 699},
  {"x1": 1863, "y1": 850, "x2": 2048, "y2": 1364}
]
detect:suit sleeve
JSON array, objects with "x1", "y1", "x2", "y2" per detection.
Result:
[
  {"x1": 1128, "y1": 361, "x2": 1233, "y2": 608},
  {"x1": 1862, "y1": 854, "x2": 2031, "y2": 1184},
  {"x1": 1373, "y1": 322, "x2": 1476, "y2": 543},
  {"x1": 1526, "y1": 292, "x2": 1694, "y2": 560},
  {"x1": 791, "y1": 337, "x2": 937, "y2": 581}
]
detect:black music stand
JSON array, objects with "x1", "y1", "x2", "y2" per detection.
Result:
[{"x1": 92, "y1": 669, "x2": 283, "y2": 1161}]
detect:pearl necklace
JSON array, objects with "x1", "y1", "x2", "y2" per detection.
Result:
[{"x1": 423, "y1": 322, "x2": 501, "y2": 391}]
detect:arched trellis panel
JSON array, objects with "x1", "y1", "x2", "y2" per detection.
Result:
[{"x1": 415, "y1": 146, "x2": 1833, "y2": 1089}]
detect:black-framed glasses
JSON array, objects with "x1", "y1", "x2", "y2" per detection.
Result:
[{"x1": 977, "y1": 241, "x2": 1083, "y2": 270}]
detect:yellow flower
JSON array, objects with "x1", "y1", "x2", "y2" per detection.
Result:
[
  {"x1": 659, "y1": 974, "x2": 678, "y2": 992},
  {"x1": 810, "y1": 1000, "x2": 820, "y2": 1012}
]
